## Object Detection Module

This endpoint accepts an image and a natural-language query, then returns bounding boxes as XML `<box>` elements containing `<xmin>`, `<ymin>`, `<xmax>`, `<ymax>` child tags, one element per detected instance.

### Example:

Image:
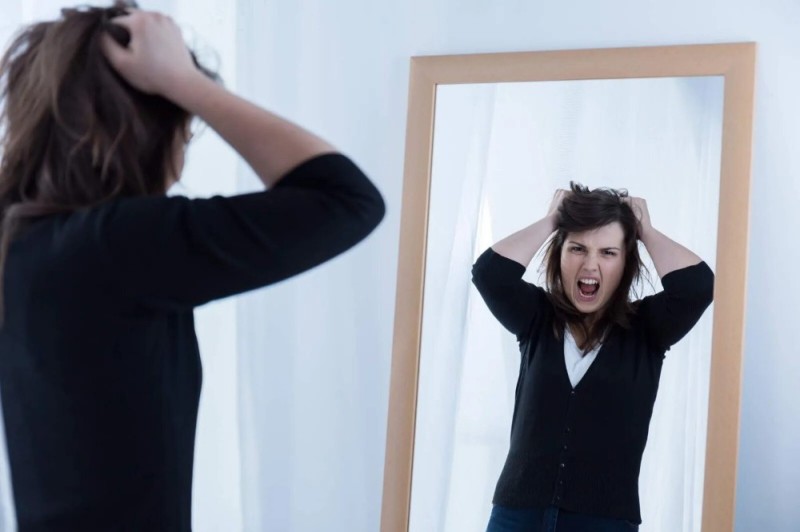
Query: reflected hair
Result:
<box><xmin>541</xmin><ymin>181</ymin><xmax>648</xmax><ymax>354</ymax></box>
<box><xmin>0</xmin><ymin>1</ymin><xmax>219</xmax><ymax>323</ymax></box>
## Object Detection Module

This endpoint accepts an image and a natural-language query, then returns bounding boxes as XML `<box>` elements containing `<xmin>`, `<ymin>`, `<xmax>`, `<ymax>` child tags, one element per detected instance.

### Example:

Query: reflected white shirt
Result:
<box><xmin>564</xmin><ymin>327</ymin><xmax>602</xmax><ymax>388</ymax></box>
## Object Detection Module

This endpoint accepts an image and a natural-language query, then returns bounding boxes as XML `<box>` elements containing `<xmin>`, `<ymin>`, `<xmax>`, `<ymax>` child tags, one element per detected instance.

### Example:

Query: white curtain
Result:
<box><xmin>408</xmin><ymin>84</ymin><xmax>499</xmax><ymax>531</ymax></box>
<box><xmin>411</xmin><ymin>77</ymin><xmax>723</xmax><ymax>532</ymax></box>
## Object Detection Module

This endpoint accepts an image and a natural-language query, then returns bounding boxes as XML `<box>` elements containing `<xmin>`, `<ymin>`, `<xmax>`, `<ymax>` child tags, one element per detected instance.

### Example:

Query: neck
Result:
<box><xmin>569</xmin><ymin>313</ymin><xmax>603</xmax><ymax>349</ymax></box>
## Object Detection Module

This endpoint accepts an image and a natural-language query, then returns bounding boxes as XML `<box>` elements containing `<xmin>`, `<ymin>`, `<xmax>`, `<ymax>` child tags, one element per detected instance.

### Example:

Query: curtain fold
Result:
<box><xmin>409</xmin><ymin>83</ymin><xmax>498</xmax><ymax>531</ymax></box>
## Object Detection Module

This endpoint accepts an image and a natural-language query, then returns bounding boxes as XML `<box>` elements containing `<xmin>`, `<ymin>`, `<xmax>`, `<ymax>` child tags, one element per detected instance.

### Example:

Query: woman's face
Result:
<box><xmin>560</xmin><ymin>222</ymin><xmax>627</xmax><ymax>315</ymax></box>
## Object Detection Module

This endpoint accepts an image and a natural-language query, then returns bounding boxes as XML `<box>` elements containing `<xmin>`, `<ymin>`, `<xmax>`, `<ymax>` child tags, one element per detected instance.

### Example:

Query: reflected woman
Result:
<box><xmin>472</xmin><ymin>183</ymin><xmax>714</xmax><ymax>532</ymax></box>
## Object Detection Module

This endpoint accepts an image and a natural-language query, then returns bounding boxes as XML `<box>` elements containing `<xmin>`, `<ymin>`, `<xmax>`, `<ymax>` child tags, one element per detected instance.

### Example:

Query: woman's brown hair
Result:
<box><xmin>0</xmin><ymin>1</ymin><xmax>217</xmax><ymax>322</ymax></box>
<box><xmin>542</xmin><ymin>182</ymin><xmax>648</xmax><ymax>354</ymax></box>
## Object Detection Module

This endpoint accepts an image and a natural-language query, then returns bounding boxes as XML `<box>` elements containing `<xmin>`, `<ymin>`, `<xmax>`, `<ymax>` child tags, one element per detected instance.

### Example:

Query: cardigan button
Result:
<box><xmin>560</xmin><ymin>463</ymin><xmax>565</xmax><ymax>468</ymax></box>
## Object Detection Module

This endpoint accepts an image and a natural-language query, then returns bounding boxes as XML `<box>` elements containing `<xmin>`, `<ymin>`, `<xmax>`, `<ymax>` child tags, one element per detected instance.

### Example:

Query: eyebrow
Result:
<box><xmin>567</xmin><ymin>241</ymin><xmax>621</xmax><ymax>251</ymax></box>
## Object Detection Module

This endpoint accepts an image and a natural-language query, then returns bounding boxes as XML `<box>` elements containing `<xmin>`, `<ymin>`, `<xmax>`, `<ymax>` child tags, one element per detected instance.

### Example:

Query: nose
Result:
<box><xmin>582</xmin><ymin>254</ymin><xmax>599</xmax><ymax>272</ymax></box>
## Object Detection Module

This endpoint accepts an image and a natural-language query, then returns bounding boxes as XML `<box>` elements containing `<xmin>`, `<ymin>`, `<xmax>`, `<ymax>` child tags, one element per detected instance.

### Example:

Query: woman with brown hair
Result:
<box><xmin>473</xmin><ymin>183</ymin><xmax>714</xmax><ymax>531</ymax></box>
<box><xmin>0</xmin><ymin>2</ymin><xmax>384</xmax><ymax>530</ymax></box>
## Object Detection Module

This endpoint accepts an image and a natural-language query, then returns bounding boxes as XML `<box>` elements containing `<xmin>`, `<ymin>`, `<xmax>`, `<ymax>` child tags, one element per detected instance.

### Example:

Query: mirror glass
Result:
<box><xmin>409</xmin><ymin>76</ymin><xmax>724</xmax><ymax>532</ymax></box>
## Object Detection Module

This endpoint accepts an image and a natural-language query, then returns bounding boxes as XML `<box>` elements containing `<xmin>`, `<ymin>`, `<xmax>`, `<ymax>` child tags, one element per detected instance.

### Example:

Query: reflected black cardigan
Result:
<box><xmin>471</xmin><ymin>248</ymin><xmax>714</xmax><ymax>524</ymax></box>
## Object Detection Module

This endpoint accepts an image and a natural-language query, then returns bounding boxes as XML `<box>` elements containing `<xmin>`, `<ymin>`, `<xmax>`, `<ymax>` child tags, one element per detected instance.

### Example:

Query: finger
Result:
<box><xmin>104</xmin><ymin>10</ymin><xmax>150</xmax><ymax>45</ymax></box>
<box><xmin>104</xmin><ymin>21</ymin><xmax>132</xmax><ymax>48</ymax></box>
<box><xmin>100</xmin><ymin>32</ymin><xmax>130</xmax><ymax>69</ymax></box>
<box><xmin>101</xmin><ymin>7</ymin><xmax>138</xmax><ymax>48</ymax></box>
<box><xmin>106</xmin><ymin>11</ymin><xmax>137</xmax><ymax>30</ymax></box>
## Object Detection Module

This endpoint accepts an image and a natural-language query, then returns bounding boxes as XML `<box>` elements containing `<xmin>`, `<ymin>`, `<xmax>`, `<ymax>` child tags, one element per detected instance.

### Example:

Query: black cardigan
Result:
<box><xmin>0</xmin><ymin>154</ymin><xmax>384</xmax><ymax>531</ymax></box>
<box><xmin>471</xmin><ymin>247</ymin><xmax>714</xmax><ymax>524</ymax></box>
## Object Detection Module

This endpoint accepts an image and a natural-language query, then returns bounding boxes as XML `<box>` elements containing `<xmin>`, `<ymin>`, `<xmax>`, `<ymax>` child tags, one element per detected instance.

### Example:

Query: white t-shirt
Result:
<box><xmin>564</xmin><ymin>327</ymin><xmax>602</xmax><ymax>388</ymax></box>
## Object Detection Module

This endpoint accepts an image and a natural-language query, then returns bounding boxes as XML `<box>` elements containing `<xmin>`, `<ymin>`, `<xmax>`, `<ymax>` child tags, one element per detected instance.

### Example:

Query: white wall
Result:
<box><xmin>239</xmin><ymin>0</ymin><xmax>799</xmax><ymax>530</ymax></box>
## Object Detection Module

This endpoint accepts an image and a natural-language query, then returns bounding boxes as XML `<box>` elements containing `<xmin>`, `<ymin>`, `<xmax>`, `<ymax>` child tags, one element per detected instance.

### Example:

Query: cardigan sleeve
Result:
<box><xmin>91</xmin><ymin>153</ymin><xmax>385</xmax><ymax>310</ymax></box>
<box><xmin>636</xmin><ymin>261</ymin><xmax>715</xmax><ymax>352</ymax></box>
<box><xmin>471</xmin><ymin>247</ymin><xmax>549</xmax><ymax>341</ymax></box>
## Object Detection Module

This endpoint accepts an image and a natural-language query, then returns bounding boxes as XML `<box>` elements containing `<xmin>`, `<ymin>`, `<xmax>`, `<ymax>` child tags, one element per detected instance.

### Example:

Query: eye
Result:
<box><xmin>603</xmin><ymin>250</ymin><xmax>618</xmax><ymax>256</ymax></box>
<box><xmin>569</xmin><ymin>246</ymin><xmax>584</xmax><ymax>253</ymax></box>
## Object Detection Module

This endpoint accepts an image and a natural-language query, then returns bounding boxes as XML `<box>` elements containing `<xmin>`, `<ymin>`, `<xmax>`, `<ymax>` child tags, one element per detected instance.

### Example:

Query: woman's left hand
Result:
<box><xmin>623</xmin><ymin>196</ymin><xmax>652</xmax><ymax>238</ymax></box>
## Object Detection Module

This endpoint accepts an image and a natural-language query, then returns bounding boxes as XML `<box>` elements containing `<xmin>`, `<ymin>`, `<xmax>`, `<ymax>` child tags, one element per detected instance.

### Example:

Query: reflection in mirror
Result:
<box><xmin>410</xmin><ymin>77</ymin><xmax>723</xmax><ymax>532</ymax></box>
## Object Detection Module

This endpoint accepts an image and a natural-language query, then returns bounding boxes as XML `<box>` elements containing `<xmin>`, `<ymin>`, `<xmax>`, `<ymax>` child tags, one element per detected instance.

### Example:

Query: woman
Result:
<box><xmin>0</xmin><ymin>3</ymin><xmax>384</xmax><ymax>530</ymax></box>
<box><xmin>472</xmin><ymin>183</ymin><xmax>714</xmax><ymax>532</ymax></box>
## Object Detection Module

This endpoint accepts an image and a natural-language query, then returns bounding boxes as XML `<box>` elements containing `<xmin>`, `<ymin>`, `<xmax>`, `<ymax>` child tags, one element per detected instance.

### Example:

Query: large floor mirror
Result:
<box><xmin>382</xmin><ymin>44</ymin><xmax>755</xmax><ymax>532</ymax></box>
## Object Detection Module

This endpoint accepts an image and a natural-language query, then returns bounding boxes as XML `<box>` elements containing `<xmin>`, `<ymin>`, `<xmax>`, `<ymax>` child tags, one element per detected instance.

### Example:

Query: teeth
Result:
<box><xmin>579</xmin><ymin>279</ymin><xmax>598</xmax><ymax>285</ymax></box>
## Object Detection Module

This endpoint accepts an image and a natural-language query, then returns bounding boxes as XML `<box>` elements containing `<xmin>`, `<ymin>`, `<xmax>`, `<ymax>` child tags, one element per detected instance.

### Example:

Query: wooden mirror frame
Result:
<box><xmin>381</xmin><ymin>43</ymin><xmax>756</xmax><ymax>532</ymax></box>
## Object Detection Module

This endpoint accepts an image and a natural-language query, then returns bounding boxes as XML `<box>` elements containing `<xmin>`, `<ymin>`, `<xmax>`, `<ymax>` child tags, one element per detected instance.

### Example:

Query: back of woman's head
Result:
<box><xmin>0</xmin><ymin>1</ymin><xmax>217</xmax><ymax>321</ymax></box>
<box><xmin>0</xmin><ymin>1</ymin><xmax>216</xmax><ymax>220</ymax></box>
<box><xmin>543</xmin><ymin>182</ymin><xmax>647</xmax><ymax>347</ymax></box>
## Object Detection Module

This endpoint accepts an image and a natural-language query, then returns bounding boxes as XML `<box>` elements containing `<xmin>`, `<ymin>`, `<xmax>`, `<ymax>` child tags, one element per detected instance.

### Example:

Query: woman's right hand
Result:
<box><xmin>100</xmin><ymin>9</ymin><xmax>199</xmax><ymax>98</ymax></box>
<box><xmin>546</xmin><ymin>188</ymin><xmax>568</xmax><ymax>222</ymax></box>
<box><xmin>489</xmin><ymin>189</ymin><xmax>566</xmax><ymax>267</ymax></box>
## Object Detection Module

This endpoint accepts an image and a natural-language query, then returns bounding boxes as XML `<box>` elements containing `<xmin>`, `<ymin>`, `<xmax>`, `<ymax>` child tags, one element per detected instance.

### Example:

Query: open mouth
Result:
<box><xmin>577</xmin><ymin>278</ymin><xmax>600</xmax><ymax>302</ymax></box>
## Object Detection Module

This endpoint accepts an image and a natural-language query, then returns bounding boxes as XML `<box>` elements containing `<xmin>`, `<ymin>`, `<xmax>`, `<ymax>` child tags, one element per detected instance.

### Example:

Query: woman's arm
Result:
<box><xmin>625</xmin><ymin>197</ymin><xmax>704</xmax><ymax>278</ymax></box>
<box><xmin>101</xmin><ymin>9</ymin><xmax>333</xmax><ymax>188</ymax></box>
<box><xmin>491</xmin><ymin>189</ymin><xmax>565</xmax><ymax>267</ymax></box>
<box><xmin>97</xmin><ymin>10</ymin><xmax>385</xmax><ymax>310</ymax></box>
<box><xmin>167</xmin><ymin>75</ymin><xmax>333</xmax><ymax>188</ymax></box>
<box><xmin>626</xmin><ymin>197</ymin><xmax>714</xmax><ymax>352</ymax></box>
<box><xmin>474</xmin><ymin>190</ymin><xmax>566</xmax><ymax>339</ymax></box>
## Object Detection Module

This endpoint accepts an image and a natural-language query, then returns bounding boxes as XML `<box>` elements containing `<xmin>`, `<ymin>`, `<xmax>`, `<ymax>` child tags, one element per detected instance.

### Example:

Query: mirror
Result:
<box><xmin>383</xmin><ymin>44</ymin><xmax>755</xmax><ymax>532</ymax></box>
<box><xmin>414</xmin><ymin>76</ymin><xmax>722</xmax><ymax>532</ymax></box>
